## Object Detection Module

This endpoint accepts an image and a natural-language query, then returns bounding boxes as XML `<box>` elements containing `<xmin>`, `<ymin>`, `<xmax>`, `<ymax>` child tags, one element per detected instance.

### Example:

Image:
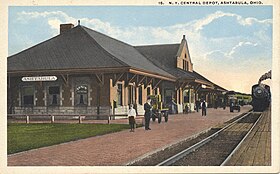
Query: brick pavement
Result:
<box><xmin>8</xmin><ymin>106</ymin><xmax>252</xmax><ymax>166</ymax></box>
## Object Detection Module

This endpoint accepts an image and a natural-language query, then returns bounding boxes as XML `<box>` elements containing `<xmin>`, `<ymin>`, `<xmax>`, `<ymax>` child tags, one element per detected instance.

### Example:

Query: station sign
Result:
<box><xmin>76</xmin><ymin>85</ymin><xmax>88</xmax><ymax>94</ymax></box>
<box><xmin>22</xmin><ymin>76</ymin><xmax>57</xmax><ymax>82</ymax></box>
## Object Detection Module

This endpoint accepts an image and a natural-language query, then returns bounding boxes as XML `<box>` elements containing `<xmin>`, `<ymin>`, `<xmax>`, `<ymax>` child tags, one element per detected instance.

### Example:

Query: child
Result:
<box><xmin>127</xmin><ymin>104</ymin><xmax>136</xmax><ymax>132</ymax></box>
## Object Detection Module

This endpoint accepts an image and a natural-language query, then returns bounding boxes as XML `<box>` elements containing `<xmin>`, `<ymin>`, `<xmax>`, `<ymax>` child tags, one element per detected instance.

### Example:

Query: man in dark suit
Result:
<box><xmin>201</xmin><ymin>100</ymin><xmax>207</xmax><ymax>116</ymax></box>
<box><xmin>195</xmin><ymin>100</ymin><xmax>200</xmax><ymax>112</ymax></box>
<box><xmin>144</xmin><ymin>98</ymin><xmax>152</xmax><ymax>130</ymax></box>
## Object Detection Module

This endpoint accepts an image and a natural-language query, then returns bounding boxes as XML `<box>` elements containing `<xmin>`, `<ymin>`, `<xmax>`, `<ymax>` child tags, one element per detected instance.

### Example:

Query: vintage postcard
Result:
<box><xmin>1</xmin><ymin>0</ymin><xmax>279</xmax><ymax>173</ymax></box>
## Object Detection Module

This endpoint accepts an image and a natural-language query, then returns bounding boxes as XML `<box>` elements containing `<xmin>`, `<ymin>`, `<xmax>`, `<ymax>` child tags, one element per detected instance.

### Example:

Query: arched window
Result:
<box><xmin>75</xmin><ymin>85</ymin><xmax>88</xmax><ymax>106</ymax></box>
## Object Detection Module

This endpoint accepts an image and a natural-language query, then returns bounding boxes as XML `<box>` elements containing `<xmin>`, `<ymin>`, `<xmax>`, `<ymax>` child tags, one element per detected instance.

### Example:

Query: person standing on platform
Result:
<box><xmin>195</xmin><ymin>100</ymin><xmax>200</xmax><ymax>112</ymax></box>
<box><xmin>184</xmin><ymin>103</ymin><xmax>189</xmax><ymax>114</ymax></box>
<box><xmin>171</xmin><ymin>98</ymin><xmax>178</xmax><ymax>114</ymax></box>
<box><xmin>127</xmin><ymin>104</ymin><xmax>137</xmax><ymax>132</ymax></box>
<box><xmin>144</xmin><ymin>98</ymin><xmax>152</xmax><ymax>130</ymax></box>
<box><xmin>201</xmin><ymin>100</ymin><xmax>207</xmax><ymax>116</ymax></box>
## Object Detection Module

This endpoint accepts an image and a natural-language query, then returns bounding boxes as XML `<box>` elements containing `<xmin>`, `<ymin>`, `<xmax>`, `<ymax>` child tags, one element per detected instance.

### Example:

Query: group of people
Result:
<box><xmin>127</xmin><ymin>98</ymin><xmax>152</xmax><ymax>132</ymax></box>
<box><xmin>195</xmin><ymin>100</ymin><xmax>207</xmax><ymax>116</ymax></box>
<box><xmin>128</xmin><ymin>98</ymin><xmax>208</xmax><ymax>132</ymax></box>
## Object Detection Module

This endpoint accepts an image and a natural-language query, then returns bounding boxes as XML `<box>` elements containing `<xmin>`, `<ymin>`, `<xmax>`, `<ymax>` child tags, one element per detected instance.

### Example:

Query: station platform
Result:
<box><xmin>8</xmin><ymin>106</ymin><xmax>252</xmax><ymax>166</ymax></box>
<box><xmin>225</xmin><ymin>108</ymin><xmax>271</xmax><ymax>166</ymax></box>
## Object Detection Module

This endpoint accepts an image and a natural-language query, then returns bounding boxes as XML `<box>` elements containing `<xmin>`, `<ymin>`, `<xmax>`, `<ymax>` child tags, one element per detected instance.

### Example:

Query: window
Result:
<box><xmin>183</xmin><ymin>90</ymin><xmax>189</xmax><ymax>103</ymax></box>
<box><xmin>117</xmin><ymin>84</ymin><xmax>123</xmax><ymax>106</ymax></box>
<box><xmin>138</xmin><ymin>87</ymin><xmax>143</xmax><ymax>105</ymax></box>
<box><xmin>75</xmin><ymin>85</ymin><xmax>88</xmax><ymax>106</ymax></box>
<box><xmin>22</xmin><ymin>86</ymin><xmax>34</xmax><ymax>106</ymax></box>
<box><xmin>147</xmin><ymin>87</ymin><xmax>151</xmax><ymax>96</ymax></box>
<box><xmin>164</xmin><ymin>89</ymin><xmax>173</xmax><ymax>104</ymax></box>
<box><xmin>128</xmin><ymin>85</ymin><xmax>135</xmax><ymax>104</ymax></box>
<box><xmin>182</xmin><ymin>60</ymin><xmax>189</xmax><ymax>71</ymax></box>
<box><xmin>48</xmin><ymin>86</ymin><xmax>60</xmax><ymax>106</ymax></box>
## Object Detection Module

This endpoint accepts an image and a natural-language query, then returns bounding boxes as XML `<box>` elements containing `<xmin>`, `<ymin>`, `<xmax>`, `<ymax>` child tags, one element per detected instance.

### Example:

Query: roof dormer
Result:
<box><xmin>176</xmin><ymin>35</ymin><xmax>193</xmax><ymax>72</ymax></box>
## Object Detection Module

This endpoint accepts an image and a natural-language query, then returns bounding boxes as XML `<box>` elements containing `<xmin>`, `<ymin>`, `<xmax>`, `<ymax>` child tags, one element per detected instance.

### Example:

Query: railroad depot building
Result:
<box><xmin>7</xmin><ymin>23</ymin><xmax>226</xmax><ymax>115</ymax></box>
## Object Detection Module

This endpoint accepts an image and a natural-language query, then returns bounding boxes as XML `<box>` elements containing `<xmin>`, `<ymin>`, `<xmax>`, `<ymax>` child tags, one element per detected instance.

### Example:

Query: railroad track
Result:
<box><xmin>156</xmin><ymin>111</ymin><xmax>262</xmax><ymax>166</ymax></box>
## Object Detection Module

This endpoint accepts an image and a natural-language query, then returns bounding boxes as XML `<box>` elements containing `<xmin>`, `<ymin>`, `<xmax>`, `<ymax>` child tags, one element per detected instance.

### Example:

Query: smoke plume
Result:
<box><xmin>258</xmin><ymin>70</ymin><xmax>271</xmax><ymax>84</ymax></box>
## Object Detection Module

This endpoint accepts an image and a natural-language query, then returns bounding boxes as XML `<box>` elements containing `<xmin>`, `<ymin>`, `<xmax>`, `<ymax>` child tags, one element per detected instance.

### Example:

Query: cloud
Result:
<box><xmin>191</xmin><ymin>11</ymin><xmax>272</xmax><ymax>32</ymax></box>
<box><xmin>205</xmin><ymin>50</ymin><xmax>229</xmax><ymax>59</ymax></box>
<box><xmin>192</xmin><ymin>11</ymin><xmax>234</xmax><ymax>31</ymax></box>
<box><xmin>17</xmin><ymin>11</ymin><xmax>70</xmax><ymax>22</ymax></box>
<box><xmin>203</xmin><ymin>40</ymin><xmax>271</xmax><ymax>68</ymax></box>
<box><xmin>237</xmin><ymin>16</ymin><xmax>272</xmax><ymax>26</ymax></box>
<box><xmin>228</xmin><ymin>41</ymin><xmax>258</xmax><ymax>56</ymax></box>
<box><xmin>15</xmin><ymin>10</ymin><xmax>272</xmax><ymax>48</ymax></box>
<box><xmin>48</xmin><ymin>18</ymin><xmax>62</xmax><ymax>36</ymax></box>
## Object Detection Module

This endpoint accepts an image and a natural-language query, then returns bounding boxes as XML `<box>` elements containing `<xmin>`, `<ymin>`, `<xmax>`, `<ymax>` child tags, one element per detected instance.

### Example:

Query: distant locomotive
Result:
<box><xmin>251</xmin><ymin>84</ymin><xmax>271</xmax><ymax>112</ymax></box>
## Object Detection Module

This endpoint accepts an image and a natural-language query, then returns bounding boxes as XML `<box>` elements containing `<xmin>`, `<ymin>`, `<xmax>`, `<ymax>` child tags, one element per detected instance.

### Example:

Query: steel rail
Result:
<box><xmin>156</xmin><ymin>111</ymin><xmax>252</xmax><ymax>166</ymax></box>
<box><xmin>220</xmin><ymin>112</ymin><xmax>262</xmax><ymax>166</ymax></box>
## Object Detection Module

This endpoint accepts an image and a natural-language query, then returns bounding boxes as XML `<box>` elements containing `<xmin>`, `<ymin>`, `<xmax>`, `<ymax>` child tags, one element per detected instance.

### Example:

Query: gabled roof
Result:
<box><xmin>176</xmin><ymin>36</ymin><xmax>192</xmax><ymax>63</ymax></box>
<box><xmin>134</xmin><ymin>44</ymin><xmax>180</xmax><ymax>71</ymax></box>
<box><xmin>135</xmin><ymin>44</ymin><xmax>211</xmax><ymax>84</ymax></box>
<box><xmin>135</xmin><ymin>44</ymin><xmax>195</xmax><ymax>80</ymax></box>
<box><xmin>8</xmin><ymin>25</ymin><xmax>174</xmax><ymax>79</ymax></box>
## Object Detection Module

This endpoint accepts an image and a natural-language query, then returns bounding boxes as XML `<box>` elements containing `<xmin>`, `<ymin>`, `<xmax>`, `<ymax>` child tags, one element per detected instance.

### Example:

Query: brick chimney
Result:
<box><xmin>60</xmin><ymin>23</ymin><xmax>74</xmax><ymax>34</ymax></box>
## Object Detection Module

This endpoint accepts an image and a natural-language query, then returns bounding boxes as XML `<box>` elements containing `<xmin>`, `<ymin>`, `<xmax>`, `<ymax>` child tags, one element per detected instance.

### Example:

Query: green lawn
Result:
<box><xmin>8</xmin><ymin>123</ymin><xmax>130</xmax><ymax>154</ymax></box>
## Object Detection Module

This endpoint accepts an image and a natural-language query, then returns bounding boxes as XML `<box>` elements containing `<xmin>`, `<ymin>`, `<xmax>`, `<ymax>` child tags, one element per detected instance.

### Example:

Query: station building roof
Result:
<box><xmin>8</xmin><ymin>25</ymin><xmax>175</xmax><ymax>80</ymax></box>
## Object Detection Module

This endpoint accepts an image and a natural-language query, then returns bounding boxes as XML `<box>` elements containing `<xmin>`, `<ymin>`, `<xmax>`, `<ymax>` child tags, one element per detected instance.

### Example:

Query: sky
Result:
<box><xmin>8</xmin><ymin>6</ymin><xmax>272</xmax><ymax>94</ymax></box>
